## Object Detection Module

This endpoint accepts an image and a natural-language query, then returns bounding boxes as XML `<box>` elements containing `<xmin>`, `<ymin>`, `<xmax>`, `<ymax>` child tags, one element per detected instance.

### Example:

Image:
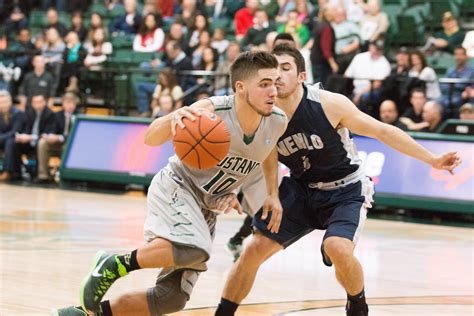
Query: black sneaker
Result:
<box><xmin>320</xmin><ymin>243</ymin><xmax>333</xmax><ymax>267</ymax></box>
<box><xmin>346</xmin><ymin>300</ymin><xmax>369</xmax><ymax>316</ymax></box>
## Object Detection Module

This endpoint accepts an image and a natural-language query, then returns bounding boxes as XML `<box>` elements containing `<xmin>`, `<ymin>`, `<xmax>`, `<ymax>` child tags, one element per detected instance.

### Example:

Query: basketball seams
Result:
<box><xmin>174</xmin><ymin>113</ymin><xmax>230</xmax><ymax>169</ymax></box>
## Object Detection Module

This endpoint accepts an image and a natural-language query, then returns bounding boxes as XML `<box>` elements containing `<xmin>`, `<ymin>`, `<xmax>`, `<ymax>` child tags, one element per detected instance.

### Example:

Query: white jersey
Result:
<box><xmin>168</xmin><ymin>95</ymin><xmax>287</xmax><ymax>211</ymax></box>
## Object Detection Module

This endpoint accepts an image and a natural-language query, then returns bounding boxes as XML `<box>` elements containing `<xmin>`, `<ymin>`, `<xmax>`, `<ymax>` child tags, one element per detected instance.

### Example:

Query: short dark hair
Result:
<box><xmin>411</xmin><ymin>87</ymin><xmax>426</xmax><ymax>97</ymax></box>
<box><xmin>230</xmin><ymin>50</ymin><xmax>278</xmax><ymax>92</ymax></box>
<box><xmin>454</xmin><ymin>46</ymin><xmax>467</xmax><ymax>54</ymax></box>
<box><xmin>273</xmin><ymin>32</ymin><xmax>295</xmax><ymax>44</ymax></box>
<box><xmin>271</xmin><ymin>44</ymin><xmax>306</xmax><ymax>74</ymax></box>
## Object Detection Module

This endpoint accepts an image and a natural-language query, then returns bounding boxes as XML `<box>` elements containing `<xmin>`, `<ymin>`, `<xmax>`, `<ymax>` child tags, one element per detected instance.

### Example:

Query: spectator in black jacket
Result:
<box><xmin>0</xmin><ymin>90</ymin><xmax>26</xmax><ymax>181</ymax></box>
<box><xmin>163</xmin><ymin>40</ymin><xmax>196</xmax><ymax>91</ymax></box>
<box><xmin>1</xmin><ymin>94</ymin><xmax>56</xmax><ymax>181</ymax></box>
<box><xmin>46</xmin><ymin>8</ymin><xmax>68</xmax><ymax>38</ymax></box>
<box><xmin>37</xmin><ymin>92</ymin><xmax>78</xmax><ymax>182</ymax></box>
<box><xmin>109</xmin><ymin>0</ymin><xmax>142</xmax><ymax>36</ymax></box>
<box><xmin>379</xmin><ymin>100</ymin><xmax>408</xmax><ymax>130</ymax></box>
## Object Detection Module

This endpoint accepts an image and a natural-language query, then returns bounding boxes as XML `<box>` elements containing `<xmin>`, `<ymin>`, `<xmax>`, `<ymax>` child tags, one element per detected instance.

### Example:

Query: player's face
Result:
<box><xmin>275</xmin><ymin>54</ymin><xmax>305</xmax><ymax>98</ymax></box>
<box><xmin>241</xmin><ymin>68</ymin><xmax>279</xmax><ymax>117</ymax></box>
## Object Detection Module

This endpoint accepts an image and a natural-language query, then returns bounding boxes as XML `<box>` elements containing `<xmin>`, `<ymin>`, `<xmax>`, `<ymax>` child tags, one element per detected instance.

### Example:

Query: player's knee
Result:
<box><xmin>148</xmin><ymin>270</ymin><xmax>197</xmax><ymax>315</ymax></box>
<box><xmin>323</xmin><ymin>237</ymin><xmax>354</xmax><ymax>264</ymax></box>
<box><xmin>172</xmin><ymin>244</ymin><xmax>209</xmax><ymax>267</ymax></box>
<box><xmin>241</xmin><ymin>234</ymin><xmax>277</xmax><ymax>266</ymax></box>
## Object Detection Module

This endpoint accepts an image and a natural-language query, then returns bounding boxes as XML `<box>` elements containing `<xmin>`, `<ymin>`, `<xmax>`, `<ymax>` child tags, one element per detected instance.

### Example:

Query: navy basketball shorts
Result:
<box><xmin>253</xmin><ymin>176</ymin><xmax>374</xmax><ymax>248</ymax></box>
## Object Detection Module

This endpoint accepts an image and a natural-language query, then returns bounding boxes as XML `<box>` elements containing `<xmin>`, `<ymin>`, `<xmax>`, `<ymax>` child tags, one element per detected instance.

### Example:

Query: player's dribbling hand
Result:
<box><xmin>215</xmin><ymin>193</ymin><xmax>243</xmax><ymax>215</ymax></box>
<box><xmin>170</xmin><ymin>107</ymin><xmax>202</xmax><ymax>136</ymax></box>
<box><xmin>262</xmin><ymin>195</ymin><xmax>283</xmax><ymax>234</ymax></box>
<box><xmin>431</xmin><ymin>151</ymin><xmax>462</xmax><ymax>175</ymax></box>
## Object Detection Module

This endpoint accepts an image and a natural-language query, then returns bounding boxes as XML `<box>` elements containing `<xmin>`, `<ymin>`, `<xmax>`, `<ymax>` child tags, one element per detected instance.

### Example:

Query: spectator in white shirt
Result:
<box><xmin>408</xmin><ymin>51</ymin><xmax>441</xmax><ymax>100</ymax></box>
<box><xmin>345</xmin><ymin>39</ymin><xmax>391</xmax><ymax>115</ymax></box>
<box><xmin>133</xmin><ymin>13</ymin><xmax>165</xmax><ymax>53</ymax></box>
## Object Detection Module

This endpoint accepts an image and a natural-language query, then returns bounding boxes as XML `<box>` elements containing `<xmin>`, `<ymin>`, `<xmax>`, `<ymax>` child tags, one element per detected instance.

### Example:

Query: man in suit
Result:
<box><xmin>1</xmin><ymin>94</ymin><xmax>56</xmax><ymax>181</ymax></box>
<box><xmin>37</xmin><ymin>92</ymin><xmax>78</xmax><ymax>182</ymax></box>
<box><xmin>0</xmin><ymin>90</ymin><xmax>26</xmax><ymax>181</ymax></box>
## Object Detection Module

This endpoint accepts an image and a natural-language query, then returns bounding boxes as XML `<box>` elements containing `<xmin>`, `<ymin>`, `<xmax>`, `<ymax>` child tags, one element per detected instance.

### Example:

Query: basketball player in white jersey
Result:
<box><xmin>54</xmin><ymin>50</ymin><xmax>288</xmax><ymax>316</ymax></box>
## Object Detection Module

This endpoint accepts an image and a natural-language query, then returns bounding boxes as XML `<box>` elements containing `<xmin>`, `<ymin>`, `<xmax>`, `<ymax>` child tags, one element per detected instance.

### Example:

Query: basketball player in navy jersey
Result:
<box><xmin>215</xmin><ymin>45</ymin><xmax>461</xmax><ymax>316</ymax></box>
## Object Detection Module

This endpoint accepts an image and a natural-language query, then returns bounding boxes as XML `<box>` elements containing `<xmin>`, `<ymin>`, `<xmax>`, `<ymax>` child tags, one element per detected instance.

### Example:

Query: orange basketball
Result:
<box><xmin>173</xmin><ymin>110</ymin><xmax>231</xmax><ymax>169</ymax></box>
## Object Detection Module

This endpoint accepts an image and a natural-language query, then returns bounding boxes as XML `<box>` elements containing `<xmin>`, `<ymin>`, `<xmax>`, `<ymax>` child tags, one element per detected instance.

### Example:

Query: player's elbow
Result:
<box><xmin>376</xmin><ymin>123</ymin><xmax>399</xmax><ymax>142</ymax></box>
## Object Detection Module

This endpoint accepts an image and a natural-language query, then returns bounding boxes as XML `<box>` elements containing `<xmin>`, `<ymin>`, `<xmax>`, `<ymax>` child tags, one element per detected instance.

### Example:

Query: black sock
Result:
<box><xmin>347</xmin><ymin>288</ymin><xmax>366</xmax><ymax>303</ymax></box>
<box><xmin>117</xmin><ymin>249</ymin><xmax>140</xmax><ymax>273</ymax></box>
<box><xmin>215</xmin><ymin>297</ymin><xmax>239</xmax><ymax>316</ymax></box>
<box><xmin>98</xmin><ymin>300</ymin><xmax>113</xmax><ymax>316</ymax></box>
<box><xmin>229</xmin><ymin>215</ymin><xmax>253</xmax><ymax>244</ymax></box>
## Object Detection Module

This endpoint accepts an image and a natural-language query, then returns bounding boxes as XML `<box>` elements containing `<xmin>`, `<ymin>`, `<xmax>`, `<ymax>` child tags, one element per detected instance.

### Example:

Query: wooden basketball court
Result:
<box><xmin>1</xmin><ymin>183</ymin><xmax>472</xmax><ymax>315</ymax></box>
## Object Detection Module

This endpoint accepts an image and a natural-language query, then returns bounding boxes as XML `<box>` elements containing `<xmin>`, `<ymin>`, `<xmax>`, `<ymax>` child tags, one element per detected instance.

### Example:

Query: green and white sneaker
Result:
<box><xmin>53</xmin><ymin>306</ymin><xmax>88</xmax><ymax>316</ymax></box>
<box><xmin>80</xmin><ymin>251</ymin><xmax>128</xmax><ymax>312</ymax></box>
<box><xmin>226</xmin><ymin>240</ymin><xmax>243</xmax><ymax>262</ymax></box>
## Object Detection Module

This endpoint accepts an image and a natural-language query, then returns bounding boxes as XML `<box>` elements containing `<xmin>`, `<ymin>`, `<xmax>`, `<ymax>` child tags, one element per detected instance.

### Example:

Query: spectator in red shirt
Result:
<box><xmin>234</xmin><ymin>0</ymin><xmax>259</xmax><ymax>41</ymax></box>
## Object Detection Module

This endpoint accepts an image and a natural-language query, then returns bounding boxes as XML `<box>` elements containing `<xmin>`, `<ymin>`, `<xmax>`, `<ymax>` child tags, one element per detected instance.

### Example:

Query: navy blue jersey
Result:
<box><xmin>277</xmin><ymin>84</ymin><xmax>361</xmax><ymax>182</ymax></box>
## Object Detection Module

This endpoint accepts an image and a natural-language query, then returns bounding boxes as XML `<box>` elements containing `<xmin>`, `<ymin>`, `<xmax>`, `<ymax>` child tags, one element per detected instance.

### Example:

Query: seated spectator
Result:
<box><xmin>421</xmin><ymin>12</ymin><xmax>465</xmax><ymax>55</ymax></box>
<box><xmin>18</xmin><ymin>55</ymin><xmax>55</xmax><ymax>110</ymax></box>
<box><xmin>0</xmin><ymin>90</ymin><xmax>26</xmax><ymax>181</ymax></box>
<box><xmin>234</xmin><ymin>0</ymin><xmax>258</xmax><ymax>41</ymax></box>
<box><xmin>2</xmin><ymin>0</ymin><xmax>30</xmax><ymax>36</ymax></box>
<box><xmin>215</xmin><ymin>42</ymin><xmax>240</xmax><ymax>95</ymax></box>
<box><xmin>344</xmin><ymin>39</ymin><xmax>391</xmax><ymax>116</ymax></box>
<box><xmin>191</xmin><ymin>30</ymin><xmax>212</xmax><ymax>69</ymax></box>
<box><xmin>383</xmin><ymin>47</ymin><xmax>416</xmax><ymax>112</ymax></box>
<box><xmin>109</xmin><ymin>0</ymin><xmax>142</xmax><ymax>36</ymax></box>
<box><xmin>379</xmin><ymin>100</ymin><xmax>407</xmax><ymax>130</ymax></box>
<box><xmin>37</xmin><ymin>92</ymin><xmax>78</xmax><ymax>182</ymax></box>
<box><xmin>400</xmin><ymin>88</ymin><xmax>429</xmax><ymax>131</ymax></box>
<box><xmin>332</xmin><ymin>6</ymin><xmax>360</xmax><ymax>74</ymax></box>
<box><xmin>211</xmin><ymin>28</ymin><xmax>230</xmax><ymax>55</ymax></box>
<box><xmin>86</xmin><ymin>12</ymin><xmax>107</xmax><ymax>42</ymax></box>
<box><xmin>135</xmin><ymin>67</ymin><xmax>184</xmax><ymax>116</ymax></box>
<box><xmin>420</xmin><ymin>101</ymin><xmax>444</xmax><ymax>133</ymax></box>
<box><xmin>133</xmin><ymin>13</ymin><xmax>165</xmax><ymax>53</ymax></box>
<box><xmin>241</xmin><ymin>9</ymin><xmax>275</xmax><ymax>50</ymax></box>
<box><xmin>279</xmin><ymin>10</ymin><xmax>311</xmax><ymax>48</ymax></box>
<box><xmin>408</xmin><ymin>50</ymin><xmax>441</xmax><ymax>100</ymax></box>
<box><xmin>46</xmin><ymin>8</ymin><xmax>68</xmax><ymax>38</ymax></box>
<box><xmin>166</xmin><ymin>22</ymin><xmax>188</xmax><ymax>51</ymax></box>
<box><xmin>439</xmin><ymin>47</ymin><xmax>474</xmax><ymax>116</ymax></box>
<box><xmin>84</xmin><ymin>28</ymin><xmax>113</xmax><ymax>68</ymax></box>
<box><xmin>1</xmin><ymin>94</ymin><xmax>56</xmax><ymax>182</ymax></box>
<box><xmin>462</xmin><ymin>30</ymin><xmax>474</xmax><ymax>58</ymax></box>
<box><xmin>163</xmin><ymin>40</ymin><xmax>195</xmax><ymax>90</ymax></box>
<box><xmin>150</xmin><ymin>68</ymin><xmax>184</xmax><ymax>117</ymax></box>
<box><xmin>10</xmin><ymin>28</ymin><xmax>36</xmax><ymax>74</ymax></box>
<box><xmin>153</xmin><ymin>95</ymin><xmax>175</xmax><ymax>118</ymax></box>
<box><xmin>42</xmin><ymin>27</ymin><xmax>66</xmax><ymax>96</ymax></box>
<box><xmin>459</xmin><ymin>103</ymin><xmax>474</xmax><ymax>121</ymax></box>
<box><xmin>359</xmin><ymin>0</ymin><xmax>389</xmax><ymax>48</ymax></box>
<box><xmin>391</xmin><ymin>47</ymin><xmax>410</xmax><ymax>77</ymax></box>
<box><xmin>59</xmin><ymin>31</ymin><xmax>86</xmax><ymax>94</ymax></box>
<box><xmin>188</xmin><ymin>13</ymin><xmax>210</xmax><ymax>50</ymax></box>
<box><xmin>197</xmin><ymin>47</ymin><xmax>219</xmax><ymax>84</ymax></box>
<box><xmin>70</xmin><ymin>11</ymin><xmax>88</xmax><ymax>43</ymax></box>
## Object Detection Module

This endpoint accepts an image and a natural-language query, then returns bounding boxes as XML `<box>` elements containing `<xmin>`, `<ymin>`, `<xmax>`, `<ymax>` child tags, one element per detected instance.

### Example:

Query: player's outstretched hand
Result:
<box><xmin>261</xmin><ymin>195</ymin><xmax>283</xmax><ymax>234</ymax></box>
<box><xmin>170</xmin><ymin>107</ymin><xmax>203</xmax><ymax>136</ymax></box>
<box><xmin>216</xmin><ymin>193</ymin><xmax>243</xmax><ymax>215</ymax></box>
<box><xmin>431</xmin><ymin>151</ymin><xmax>462</xmax><ymax>175</ymax></box>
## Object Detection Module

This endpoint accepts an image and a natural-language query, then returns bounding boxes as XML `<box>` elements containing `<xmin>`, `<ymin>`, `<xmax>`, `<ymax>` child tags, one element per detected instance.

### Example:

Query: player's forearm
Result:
<box><xmin>378</xmin><ymin>124</ymin><xmax>435</xmax><ymax>165</ymax></box>
<box><xmin>262</xmin><ymin>147</ymin><xmax>280</xmax><ymax>196</ymax></box>
<box><xmin>144</xmin><ymin>113</ymin><xmax>173</xmax><ymax>146</ymax></box>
